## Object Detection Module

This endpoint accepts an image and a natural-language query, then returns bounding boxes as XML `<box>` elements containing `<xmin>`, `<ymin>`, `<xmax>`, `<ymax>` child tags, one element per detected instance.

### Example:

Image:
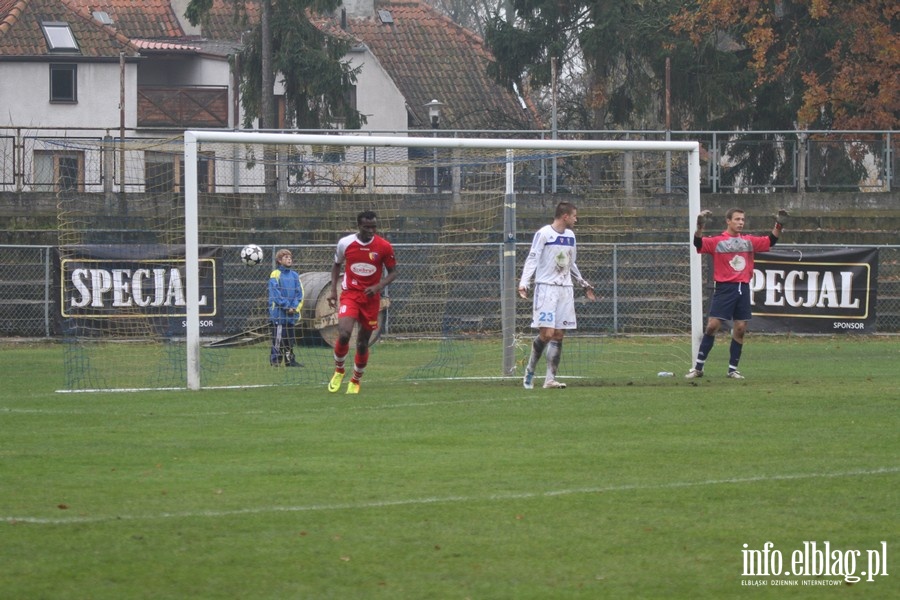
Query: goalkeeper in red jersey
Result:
<box><xmin>686</xmin><ymin>207</ymin><xmax>788</xmax><ymax>380</ymax></box>
<box><xmin>326</xmin><ymin>211</ymin><xmax>398</xmax><ymax>394</ymax></box>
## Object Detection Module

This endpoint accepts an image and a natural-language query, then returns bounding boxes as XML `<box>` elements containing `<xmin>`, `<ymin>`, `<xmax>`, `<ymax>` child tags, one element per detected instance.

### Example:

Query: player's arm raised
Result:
<box><xmin>773</xmin><ymin>209</ymin><xmax>789</xmax><ymax>237</ymax></box>
<box><xmin>695</xmin><ymin>209</ymin><xmax>712</xmax><ymax>237</ymax></box>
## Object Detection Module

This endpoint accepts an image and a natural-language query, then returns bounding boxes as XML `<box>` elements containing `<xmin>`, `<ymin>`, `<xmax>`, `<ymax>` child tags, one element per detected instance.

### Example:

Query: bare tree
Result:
<box><xmin>425</xmin><ymin>0</ymin><xmax>501</xmax><ymax>38</ymax></box>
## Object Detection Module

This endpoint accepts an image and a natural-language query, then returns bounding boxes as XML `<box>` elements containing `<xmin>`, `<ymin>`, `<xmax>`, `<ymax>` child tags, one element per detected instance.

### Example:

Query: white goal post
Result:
<box><xmin>184</xmin><ymin>131</ymin><xmax>703</xmax><ymax>390</ymax></box>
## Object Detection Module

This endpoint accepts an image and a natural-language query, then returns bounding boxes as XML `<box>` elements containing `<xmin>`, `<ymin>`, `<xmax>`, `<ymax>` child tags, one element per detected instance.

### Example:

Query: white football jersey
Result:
<box><xmin>519</xmin><ymin>224</ymin><xmax>586</xmax><ymax>288</ymax></box>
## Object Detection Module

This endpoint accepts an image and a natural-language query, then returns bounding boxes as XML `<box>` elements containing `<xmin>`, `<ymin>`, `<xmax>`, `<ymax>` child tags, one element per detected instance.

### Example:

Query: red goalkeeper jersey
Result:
<box><xmin>334</xmin><ymin>233</ymin><xmax>396</xmax><ymax>292</ymax></box>
<box><xmin>697</xmin><ymin>231</ymin><xmax>772</xmax><ymax>284</ymax></box>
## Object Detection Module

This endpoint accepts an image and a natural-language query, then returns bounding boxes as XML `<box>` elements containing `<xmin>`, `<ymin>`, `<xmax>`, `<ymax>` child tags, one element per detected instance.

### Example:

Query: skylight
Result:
<box><xmin>41</xmin><ymin>22</ymin><xmax>79</xmax><ymax>52</ymax></box>
<box><xmin>92</xmin><ymin>11</ymin><xmax>113</xmax><ymax>26</ymax></box>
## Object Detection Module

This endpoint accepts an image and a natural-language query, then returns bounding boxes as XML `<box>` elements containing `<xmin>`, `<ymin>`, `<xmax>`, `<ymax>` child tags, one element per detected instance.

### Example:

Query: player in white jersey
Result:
<box><xmin>518</xmin><ymin>202</ymin><xmax>595</xmax><ymax>389</ymax></box>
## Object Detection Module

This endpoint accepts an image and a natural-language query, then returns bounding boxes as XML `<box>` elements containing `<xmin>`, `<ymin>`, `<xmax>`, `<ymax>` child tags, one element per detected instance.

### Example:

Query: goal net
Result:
<box><xmin>56</xmin><ymin>132</ymin><xmax>701</xmax><ymax>391</ymax></box>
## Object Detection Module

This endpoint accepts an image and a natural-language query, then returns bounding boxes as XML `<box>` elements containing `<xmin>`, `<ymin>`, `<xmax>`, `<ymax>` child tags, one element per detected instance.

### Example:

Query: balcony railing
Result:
<box><xmin>137</xmin><ymin>86</ymin><xmax>229</xmax><ymax>128</ymax></box>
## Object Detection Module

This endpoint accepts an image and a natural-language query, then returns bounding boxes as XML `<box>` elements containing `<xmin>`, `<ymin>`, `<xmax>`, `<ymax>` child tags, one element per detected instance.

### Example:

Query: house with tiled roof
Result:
<box><xmin>2</xmin><ymin>0</ymin><xmax>532</xmax><ymax>132</ymax></box>
<box><xmin>334</xmin><ymin>0</ymin><xmax>533</xmax><ymax>131</ymax></box>
<box><xmin>0</xmin><ymin>0</ymin><xmax>144</xmax><ymax>190</ymax></box>
<box><xmin>211</xmin><ymin>0</ymin><xmax>534</xmax><ymax>131</ymax></box>
<box><xmin>0</xmin><ymin>0</ymin><xmax>139</xmax><ymax>129</ymax></box>
<box><xmin>63</xmin><ymin>0</ymin><xmax>241</xmax><ymax>129</ymax></box>
<box><xmin>0</xmin><ymin>0</ymin><xmax>533</xmax><ymax>192</ymax></box>
<box><xmin>1</xmin><ymin>0</ymin><xmax>239</xmax><ymax>131</ymax></box>
<box><xmin>0</xmin><ymin>0</ymin><xmax>244</xmax><ymax>192</ymax></box>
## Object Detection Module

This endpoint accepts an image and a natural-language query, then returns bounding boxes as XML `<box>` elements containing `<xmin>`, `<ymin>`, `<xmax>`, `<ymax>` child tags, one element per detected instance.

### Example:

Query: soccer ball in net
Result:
<box><xmin>240</xmin><ymin>244</ymin><xmax>264</xmax><ymax>266</ymax></box>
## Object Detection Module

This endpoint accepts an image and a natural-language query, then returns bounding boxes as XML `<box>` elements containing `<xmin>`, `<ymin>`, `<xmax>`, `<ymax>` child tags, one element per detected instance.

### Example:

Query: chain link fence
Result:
<box><xmin>2</xmin><ymin>244</ymin><xmax>898</xmax><ymax>340</ymax></box>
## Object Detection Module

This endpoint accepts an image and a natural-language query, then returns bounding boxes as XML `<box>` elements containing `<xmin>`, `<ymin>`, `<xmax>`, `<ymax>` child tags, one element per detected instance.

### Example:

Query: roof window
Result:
<box><xmin>92</xmin><ymin>11</ymin><xmax>113</xmax><ymax>26</ymax></box>
<box><xmin>41</xmin><ymin>22</ymin><xmax>80</xmax><ymax>52</ymax></box>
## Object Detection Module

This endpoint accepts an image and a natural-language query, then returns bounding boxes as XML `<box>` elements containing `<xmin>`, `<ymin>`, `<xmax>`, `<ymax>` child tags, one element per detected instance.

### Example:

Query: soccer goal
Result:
<box><xmin>53</xmin><ymin>131</ymin><xmax>701</xmax><ymax>391</ymax></box>
<box><xmin>178</xmin><ymin>132</ymin><xmax>703</xmax><ymax>390</ymax></box>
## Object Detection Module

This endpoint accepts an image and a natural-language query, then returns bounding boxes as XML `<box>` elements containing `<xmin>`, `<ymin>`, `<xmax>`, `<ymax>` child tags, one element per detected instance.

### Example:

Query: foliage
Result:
<box><xmin>485</xmin><ymin>0</ymin><xmax>899</xmax><ymax>131</ymax></box>
<box><xmin>485</xmin><ymin>1</ymin><xmax>744</xmax><ymax>130</ymax></box>
<box><xmin>186</xmin><ymin>0</ymin><xmax>364</xmax><ymax>130</ymax></box>
<box><xmin>671</xmin><ymin>0</ymin><xmax>900</xmax><ymax>130</ymax></box>
<box><xmin>427</xmin><ymin>0</ymin><xmax>497</xmax><ymax>37</ymax></box>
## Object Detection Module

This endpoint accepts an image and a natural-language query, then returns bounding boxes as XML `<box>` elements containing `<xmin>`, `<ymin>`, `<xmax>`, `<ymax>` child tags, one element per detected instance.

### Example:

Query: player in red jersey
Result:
<box><xmin>326</xmin><ymin>211</ymin><xmax>398</xmax><ymax>394</ymax></box>
<box><xmin>686</xmin><ymin>207</ymin><xmax>788</xmax><ymax>380</ymax></box>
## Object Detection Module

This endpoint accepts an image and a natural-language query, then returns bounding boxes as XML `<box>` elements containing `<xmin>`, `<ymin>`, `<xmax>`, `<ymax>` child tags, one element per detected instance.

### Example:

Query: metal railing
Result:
<box><xmin>0</xmin><ymin>127</ymin><xmax>895</xmax><ymax>194</ymax></box>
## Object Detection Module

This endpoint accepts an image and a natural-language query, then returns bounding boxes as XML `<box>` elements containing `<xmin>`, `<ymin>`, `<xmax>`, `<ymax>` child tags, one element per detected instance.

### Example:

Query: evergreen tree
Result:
<box><xmin>185</xmin><ymin>0</ymin><xmax>364</xmax><ymax>131</ymax></box>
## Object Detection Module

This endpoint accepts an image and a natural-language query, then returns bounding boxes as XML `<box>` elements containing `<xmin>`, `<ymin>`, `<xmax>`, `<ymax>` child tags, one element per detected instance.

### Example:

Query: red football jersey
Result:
<box><xmin>698</xmin><ymin>231</ymin><xmax>771</xmax><ymax>283</ymax></box>
<box><xmin>334</xmin><ymin>233</ymin><xmax>396</xmax><ymax>292</ymax></box>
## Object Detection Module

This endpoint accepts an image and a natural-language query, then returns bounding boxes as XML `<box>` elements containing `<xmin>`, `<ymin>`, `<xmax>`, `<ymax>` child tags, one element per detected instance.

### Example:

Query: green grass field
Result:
<box><xmin>1</xmin><ymin>336</ymin><xmax>898</xmax><ymax>598</ymax></box>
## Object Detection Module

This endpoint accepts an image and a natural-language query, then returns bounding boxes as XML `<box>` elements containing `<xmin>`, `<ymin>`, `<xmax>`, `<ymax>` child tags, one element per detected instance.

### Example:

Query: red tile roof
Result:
<box><xmin>0</xmin><ymin>0</ymin><xmax>137</xmax><ymax>57</ymax></box>
<box><xmin>342</xmin><ymin>1</ymin><xmax>534</xmax><ymax>130</ymax></box>
<box><xmin>65</xmin><ymin>0</ymin><xmax>184</xmax><ymax>39</ymax></box>
<box><xmin>198</xmin><ymin>0</ymin><xmax>259</xmax><ymax>41</ymax></box>
<box><xmin>131</xmin><ymin>38</ymin><xmax>200</xmax><ymax>52</ymax></box>
<box><xmin>0</xmin><ymin>1</ymin><xmax>28</xmax><ymax>37</ymax></box>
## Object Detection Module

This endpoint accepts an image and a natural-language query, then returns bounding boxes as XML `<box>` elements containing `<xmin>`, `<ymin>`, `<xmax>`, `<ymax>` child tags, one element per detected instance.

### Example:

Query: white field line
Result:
<box><xmin>5</xmin><ymin>466</ymin><xmax>897</xmax><ymax>526</ymax></box>
<box><xmin>0</xmin><ymin>396</ymin><xmax>501</xmax><ymax>418</ymax></box>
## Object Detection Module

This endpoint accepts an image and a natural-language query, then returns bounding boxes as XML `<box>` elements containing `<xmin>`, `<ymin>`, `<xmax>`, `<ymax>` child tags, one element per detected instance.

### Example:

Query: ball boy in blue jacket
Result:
<box><xmin>268</xmin><ymin>249</ymin><xmax>304</xmax><ymax>366</ymax></box>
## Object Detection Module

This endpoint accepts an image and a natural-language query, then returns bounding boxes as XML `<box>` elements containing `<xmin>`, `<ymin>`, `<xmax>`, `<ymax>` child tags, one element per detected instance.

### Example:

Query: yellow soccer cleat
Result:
<box><xmin>328</xmin><ymin>371</ymin><xmax>345</xmax><ymax>393</ymax></box>
<box><xmin>346</xmin><ymin>381</ymin><xmax>360</xmax><ymax>394</ymax></box>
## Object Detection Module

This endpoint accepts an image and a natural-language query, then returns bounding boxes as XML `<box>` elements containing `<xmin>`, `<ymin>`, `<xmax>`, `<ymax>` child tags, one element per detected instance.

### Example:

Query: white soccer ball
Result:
<box><xmin>240</xmin><ymin>244</ymin><xmax>264</xmax><ymax>266</ymax></box>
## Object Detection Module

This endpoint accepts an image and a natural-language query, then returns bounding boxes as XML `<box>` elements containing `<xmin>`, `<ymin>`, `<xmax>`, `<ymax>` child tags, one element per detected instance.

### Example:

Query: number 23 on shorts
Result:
<box><xmin>539</xmin><ymin>311</ymin><xmax>554</xmax><ymax>324</ymax></box>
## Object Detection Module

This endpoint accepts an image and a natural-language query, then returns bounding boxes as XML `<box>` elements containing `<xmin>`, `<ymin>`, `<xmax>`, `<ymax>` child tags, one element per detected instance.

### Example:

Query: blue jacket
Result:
<box><xmin>268</xmin><ymin>266</ymin><xmax>304</xmax><ymax>325</ymax></box>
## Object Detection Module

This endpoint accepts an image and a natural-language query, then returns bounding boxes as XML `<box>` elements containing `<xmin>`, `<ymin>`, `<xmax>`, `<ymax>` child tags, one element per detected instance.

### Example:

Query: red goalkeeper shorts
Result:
<box><xmin>338</xmin><ymin>289</ymin><xmax>381</xmax><ymax>331</ymax></box>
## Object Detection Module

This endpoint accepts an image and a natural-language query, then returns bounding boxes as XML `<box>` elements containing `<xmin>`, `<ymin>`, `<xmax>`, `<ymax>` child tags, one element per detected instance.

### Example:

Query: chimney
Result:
<box><xmin>341</xmin><ymin>0</ymin><xmax>376</xmax><ymax>19</ymax></box>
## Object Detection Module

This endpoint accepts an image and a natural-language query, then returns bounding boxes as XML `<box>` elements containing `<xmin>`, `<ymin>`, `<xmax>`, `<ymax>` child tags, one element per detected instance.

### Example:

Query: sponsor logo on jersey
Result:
<box><xmin>729</xmin><ymin>255</ymin><xmax>747</xmax><ymax>271</ymax></box>
<box><xmin>351</xmin><ymin>263</ymin><xmax>377</xmax><ymax>277</ymax></box>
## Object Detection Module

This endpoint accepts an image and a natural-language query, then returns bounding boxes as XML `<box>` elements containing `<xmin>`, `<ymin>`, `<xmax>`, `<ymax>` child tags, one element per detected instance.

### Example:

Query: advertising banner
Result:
<box><xmin>750</xmin><ymin>247</ymin><xmax>878</xmax><ymax>333</ymax></box>
<box><xmin>53</xmin><ymin>245</ymin><xmax>224</xmax><ymax>335</ymax></box>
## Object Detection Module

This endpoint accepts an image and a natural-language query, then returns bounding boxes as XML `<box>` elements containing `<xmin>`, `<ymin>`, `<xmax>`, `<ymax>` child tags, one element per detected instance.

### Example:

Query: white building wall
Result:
<box><xmin>138</xmin><ymin>55</ymin><xmax>230</xmax><ymax>87</ymax></box>
<box><xmin>349</xmin><ymin>48</ymin><xmax>407</xmax><ymax>132</ymax></box>
<box><xmin>0</xmin><ymin>62</ymin><xmax>138</xmax><ymax>129</ymax></box>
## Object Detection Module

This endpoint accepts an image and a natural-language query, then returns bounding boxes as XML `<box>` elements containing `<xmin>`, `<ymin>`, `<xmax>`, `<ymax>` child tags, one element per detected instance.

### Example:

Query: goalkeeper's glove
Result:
<box><xmin>696</xmin><ymin>210</ymin><xmax>712</xmax><ymax>229</ymax></box>
<box><xmin>775</xmin><ymin>209</ymin><xmax>789</xmax><ymax>224</ymax></box>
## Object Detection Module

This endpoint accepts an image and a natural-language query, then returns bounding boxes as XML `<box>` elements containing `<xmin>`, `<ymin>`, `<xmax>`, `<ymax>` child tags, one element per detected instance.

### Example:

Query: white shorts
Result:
<box><xmin>531</xmin><ymin>284</ymin><xmax>577</xmax><ymax>330</ymax></box>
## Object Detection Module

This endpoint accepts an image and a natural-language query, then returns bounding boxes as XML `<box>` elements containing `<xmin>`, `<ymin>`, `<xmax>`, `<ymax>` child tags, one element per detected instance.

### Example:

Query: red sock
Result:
<box><xmin>334</xmin><ymin>340</ymin><xmax>350</xmax><ymax>373</ymax></box>
<box><xmin>351</xmin><ymin>349</ymin><xmax>369</xmax><ymax>383</ymax></box>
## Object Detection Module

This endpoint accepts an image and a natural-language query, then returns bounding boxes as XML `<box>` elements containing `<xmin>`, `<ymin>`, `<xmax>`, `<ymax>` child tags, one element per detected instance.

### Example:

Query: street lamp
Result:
<box><xmin>424</xmin><ymin>99</ymin><xmax>444</xmax><ymax>192</ymax></box>
<box><xmin>424</xmin><ymin>98</ymin><xmax>444</xmax><ymax>129</ymax></box>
